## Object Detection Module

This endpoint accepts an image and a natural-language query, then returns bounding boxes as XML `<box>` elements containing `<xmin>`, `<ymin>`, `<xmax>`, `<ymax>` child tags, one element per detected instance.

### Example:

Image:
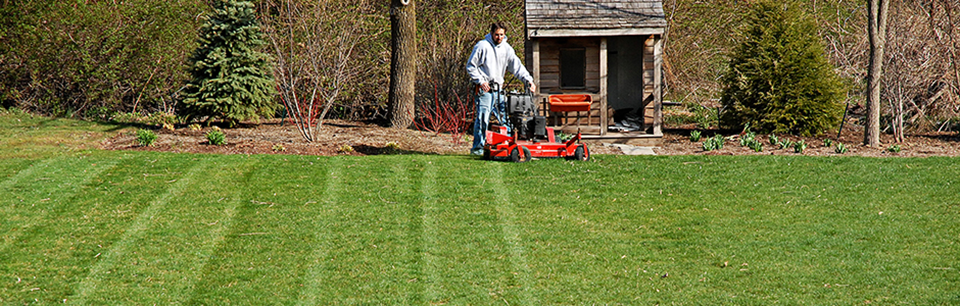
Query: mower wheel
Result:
<box><xmin>483</xmin><ymin>148</ymin><xmax>491</xmax><ymax>160</ymax></box>
<box><xmin>510</xmin><ymin>146</ymin><xmax>531</xmax><ymax>163</ymax></box>
<box><xmin>571</xmin><ymin>144</ymin><xmax>590</xmax><ymax>161</ymax></box>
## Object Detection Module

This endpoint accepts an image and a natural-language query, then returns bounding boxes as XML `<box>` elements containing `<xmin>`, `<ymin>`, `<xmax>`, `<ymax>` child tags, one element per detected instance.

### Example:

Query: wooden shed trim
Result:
<box><xmin>529</xmin><ymin>27</ymin><xmax>664</xmax><ymax>38</ymax></box>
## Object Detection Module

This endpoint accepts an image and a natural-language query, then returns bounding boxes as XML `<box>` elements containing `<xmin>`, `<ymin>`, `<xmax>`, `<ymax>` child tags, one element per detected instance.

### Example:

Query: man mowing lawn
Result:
<box><xmin>466</xmin><ymin>22</ymin><xmax>537</xmax><ymax>156</ymax></box>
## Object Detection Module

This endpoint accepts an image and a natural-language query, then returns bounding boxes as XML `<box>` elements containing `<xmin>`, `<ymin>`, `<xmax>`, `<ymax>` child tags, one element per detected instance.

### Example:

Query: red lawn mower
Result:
<box><xmin>482</xmin><ymin>89</ymin><xmax>590</xmax><ymax>163</ymax></box>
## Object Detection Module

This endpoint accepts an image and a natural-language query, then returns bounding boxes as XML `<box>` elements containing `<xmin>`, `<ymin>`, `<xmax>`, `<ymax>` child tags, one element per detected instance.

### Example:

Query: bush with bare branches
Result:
<box><xmin>261</xmin><ymin>1</ymin><xmax>377</xmax><ymax>141</ymax></box>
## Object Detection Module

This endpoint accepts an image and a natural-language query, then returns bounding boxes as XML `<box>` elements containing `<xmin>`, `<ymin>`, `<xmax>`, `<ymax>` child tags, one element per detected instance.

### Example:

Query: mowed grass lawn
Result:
<box><xmin>1</xmin><ymin>112</ymin><xmax>959</xmax><ymax>304</ymax></box>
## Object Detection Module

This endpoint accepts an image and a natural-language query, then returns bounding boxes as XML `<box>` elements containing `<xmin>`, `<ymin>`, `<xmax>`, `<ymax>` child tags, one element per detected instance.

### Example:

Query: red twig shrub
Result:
<box><xmin>415</xmin><ymin>81</ymin><xmax>473</xmax><ymax>144</ymax></box>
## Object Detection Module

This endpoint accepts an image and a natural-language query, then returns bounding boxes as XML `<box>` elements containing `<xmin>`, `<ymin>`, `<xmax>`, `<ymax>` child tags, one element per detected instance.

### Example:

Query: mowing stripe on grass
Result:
<box><xmin>295</xmin><ymin>157</ymin><xmax>341</xmax><ymax>306</ymax></box>
<box><xmin>489</xmin><ymin>163</ymin><xmax>537</xmax><ymax>305</ymax></box>
<box><xmin>0</xmin><ymin>155</ymin><xmax>118</xmax><ymax>253</ymax></box>
<box><xmin>419</xmin><ymin>160</ymin><xmax>442</xmax><ymax>304</ymax></box>
<box><xmin>69</xmin><ymin>158</ymin><xmax>214</xmax><ymax>303</ymax></box>
<box><xmin>296</xmin><ymin>157</ymin><xmax>425</xmax><ymax>304</ymax></box>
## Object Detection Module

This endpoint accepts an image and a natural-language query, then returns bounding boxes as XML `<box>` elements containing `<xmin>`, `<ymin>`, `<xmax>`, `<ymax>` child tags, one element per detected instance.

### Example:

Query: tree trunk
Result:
<box><xmin>387</xmin><ymin>0</ymin><xmax>416</xmax><ymax>129</ymax></box>
<box><xmin>864</xmin><ymin>0</ymin><xmax>888</xmax><ymax>147</ymax></box>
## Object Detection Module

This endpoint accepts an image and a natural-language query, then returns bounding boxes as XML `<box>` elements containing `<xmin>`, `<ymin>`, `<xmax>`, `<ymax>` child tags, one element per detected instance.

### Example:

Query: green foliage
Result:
<box><xmin>768</xmin><ymin>134</ymin><xmax>779</xmax><ymax>145</ymax></box>
<box><xmin>205</xmin><ymin>129</ymin><xmax>226</xmax><ymax>145</ymax></box>
<box><xmin>181</xmin><ymin>0</ymin><xmax>278</xmax><ymax>125</ymax></box>
<box><xmin>272</xmin><ymin>143</ymin><xmax>286</xmax><ymax>152</ymax></box>
<box><xmin>0</xmin><ymin>1</ymin><xmax>204</xmax><ymax>117</ymax></box>
<box><xmin>748</xmin><ymin>139</ymin><xmax>764</xmax><ymax>152</ymax></box>
<box><xmin>689</xmin><ymin>130</ymin><xmax>702</xmax><ymax>142</ymax></box>
<box><xmin>738</xmin><ymin>124</ymin><xmax>756</xmax><ymax>147</ymax></box>
<box><xmin>337</xmin><ymin>144</ymin><xmax>354</xmax><ymax>153</ymax></box>
<box><xmin>823</xmin><ymin>138</ymin><xmax>834</xmax><ymax>148</ymax></box>
<box><xmin>111</xmin><ymin>112</ymin><xmax>179</xmax><ymax>126</ymax></box>
<box><xmin>719</xmin><ymin>1</ymin><xmax>846</xmax><ymax>136</ymax></box>
<box><xmin>382</xmin><ymin>141</ymin><xmax>403</xmax><ymax>155</ymax></box>
<box><xmin>702</xmin><ymin>134</ymin><xmax>725</xmax><ymax>151</ymax></box>
<box><xmin>136</xmin><ymin>129</ymin><xmax>158</xmax><ymax>147</ymax></box>
<box><xmin>835</xmin><ymin>142</ymin><xmax>849</xmax><ymax>154</ymax></box>
<box><xmin>793</xmin><ymin>139</ymin><xmax>808</xmax><ymax>153</ymax></box>
<box><xmin>778</xmin><ymin>139</ymin><xmax>794</xmax><ymax>150</ymax></box>
<box><xmin>888</xmin><ymin>144</ymin><xmax>902</xmax><ymax>153</ymax></box>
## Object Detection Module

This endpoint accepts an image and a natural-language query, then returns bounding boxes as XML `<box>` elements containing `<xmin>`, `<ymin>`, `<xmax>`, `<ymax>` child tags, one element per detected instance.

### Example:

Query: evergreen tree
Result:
<box><xmin>181</xmin><ymin>0</ymin><xmax>277</xmax><ymax>125</ymax></box>
<box><xmin>719</xmin><ymin>1</ymin><xmax>846</xmax><ymax>136</ymax></box>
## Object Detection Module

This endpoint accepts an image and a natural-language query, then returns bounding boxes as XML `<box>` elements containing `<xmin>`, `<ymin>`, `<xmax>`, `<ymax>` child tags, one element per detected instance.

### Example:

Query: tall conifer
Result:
<box><xmin>719</xmin><ymin>1</ymin><xmax>846</xmax><ymax>136</ymax></box>
<box><xmin>182</xmin><ymin>0</ymin><xmax>277</xmax><ymax>125</ymax></box>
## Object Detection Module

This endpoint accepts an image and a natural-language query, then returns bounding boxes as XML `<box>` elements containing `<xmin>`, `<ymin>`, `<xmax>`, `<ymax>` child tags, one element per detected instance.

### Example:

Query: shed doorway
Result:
<box><xmin>607</xmin><ymin>36</ymin><xmax>647</xmax><ymax>133</ymax></box>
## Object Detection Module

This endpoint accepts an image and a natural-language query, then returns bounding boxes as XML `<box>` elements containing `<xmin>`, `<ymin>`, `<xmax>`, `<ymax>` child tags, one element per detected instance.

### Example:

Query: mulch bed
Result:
<box><xmin>102</xmin><ymin>119</ymin><xmax>960</xmax><ymax>157</ymax></box>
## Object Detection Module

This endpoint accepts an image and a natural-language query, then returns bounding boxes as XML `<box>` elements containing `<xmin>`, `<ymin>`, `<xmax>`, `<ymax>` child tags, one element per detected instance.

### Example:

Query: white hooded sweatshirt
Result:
<box><xmin>466</xmin><ymin>33</ymin><xmax>533</xmax><ymax>87</ymax></box>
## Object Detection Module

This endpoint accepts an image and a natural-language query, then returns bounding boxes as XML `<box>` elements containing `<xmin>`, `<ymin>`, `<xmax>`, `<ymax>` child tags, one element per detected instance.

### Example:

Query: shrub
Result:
<box><xmin>0</xmin><ymin>1</ymin><xmax>203</xmax><ymax>118</ymax></box>
<box><xmin>719</xmin><ymin>1</ymin><xmax>846</xmax><ymax>136</ymax></box>
<box><xmin>205</xmin><ymin>129</ymin><xmax>226</xmax><ymax>145</ymax></box>
<box><xmin>136</xmin><ymin>129</ymin><xmax>158</xmax><ymax>147</ymax></box>
<box><xmin>180</xmin><ymin>0</ymin><xmax>278</xmax><ymax>125</ymax></box>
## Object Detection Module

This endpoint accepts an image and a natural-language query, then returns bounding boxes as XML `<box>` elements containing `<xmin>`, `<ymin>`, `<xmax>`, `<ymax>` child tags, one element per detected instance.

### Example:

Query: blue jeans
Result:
<box><xmin>472</xmin><ymin>90</ymin><xmax>508</xmax><ymax>151</ymax></box>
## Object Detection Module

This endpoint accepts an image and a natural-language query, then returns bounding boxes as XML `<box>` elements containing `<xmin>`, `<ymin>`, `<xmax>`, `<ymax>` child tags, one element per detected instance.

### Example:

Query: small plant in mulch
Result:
<box><xmin>136</xmin><ymin>129</ymin><xmax>157</xmax><ymax>147</ymax></box>
<box><xmin>272</xmin><ymin>143</ymin><xmax>286</xmax><ymax>152</ymax></box>
<box><xmin>205</xmin><ymin>129</ymin><xmax>226</xmax><ymax>146</ymax></box>
<box><xmin>823</xmin><ymin>138</ymin><xmax>833</xmax><ymax>148</ymax></box>
<box><xmin>778</xmin><ymin>139</ymin><xmax>794</xmax><ymax>150</ymax></box>
<box><xmin>887</xmin><ymin>144</ymin><xmax>902</xmax><ymax>153</ymax></box>
<box><xmin>702</xmin><ymin>134</ymin><xmax>725</xmax><ymax>151</ymax></box>
<box><xmin>382</xmin><ymin>141</ymin><xmax>402</xmax><ymax>154</ymax></box>
<box><xmin>748</xmin><ymin>139</ymin><xmax>763</xmax><ymax>152</ymax></box>
<box><xmin>689</xmin><ymin>130</ymin><xmax>702</xmax><ymax>142</ymax></box>
<box><xmin>337</xmin><ymin>144</ymin><xmax>354</xmax><ymax>154</ymax></box>
<box><xmin>769</xmin><ymin>134</ymin><xmax>779</xmax><ymax>145</ymax></box>
<box><xmin>793</xmin><ymin>140</ymin><xmax>808</xmax><ymax>153</ymax></box>
<box><xmin>835</xmin><ymin>142</ymin><xmax>849</xmax><ymax>154</ymax></box>
<box><xmin>738</xmin><ymin>124</ymin><xmax>756</xmax><ymax>147</ymax></box>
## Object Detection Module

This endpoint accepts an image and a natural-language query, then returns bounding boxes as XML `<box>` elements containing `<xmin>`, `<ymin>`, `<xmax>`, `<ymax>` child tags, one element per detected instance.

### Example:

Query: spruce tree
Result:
<box><xmin>181</xmin><ymin>0</ymin><xmax>277</xmax><ymax>125</ymax></box>
<box><xmin>719</xmin><ymin>1</ymin><xmax>846</xmax><ymax>136</ymax></box>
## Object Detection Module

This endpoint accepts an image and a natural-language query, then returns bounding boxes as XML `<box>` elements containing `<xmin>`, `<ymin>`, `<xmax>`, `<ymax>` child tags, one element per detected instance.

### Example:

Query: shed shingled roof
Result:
<box><xmin>526</xmin><ymin>0</ymin><xmax>666</xmax><ymax>37</ymax></box>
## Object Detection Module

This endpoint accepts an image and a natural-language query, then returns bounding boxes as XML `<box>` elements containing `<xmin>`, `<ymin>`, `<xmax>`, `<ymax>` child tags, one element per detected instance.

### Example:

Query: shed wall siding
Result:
<box><xmin>537</xmin><ymin>38</ymin><xmax>601</xmax><ymax>93</ymax></box>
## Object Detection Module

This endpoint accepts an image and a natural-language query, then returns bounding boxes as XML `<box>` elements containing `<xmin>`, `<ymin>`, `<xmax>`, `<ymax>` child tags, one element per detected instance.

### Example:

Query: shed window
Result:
<box><xmin>560</xmin><ymin>48</ymin><xmax>586</xmax><ymax>88</ymax></box>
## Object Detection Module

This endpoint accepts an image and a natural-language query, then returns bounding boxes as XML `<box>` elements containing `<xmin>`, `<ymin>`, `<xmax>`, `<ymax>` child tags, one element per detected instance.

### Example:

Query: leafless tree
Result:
<box><xmin>262</xmin><ymin>1</ymin><xmax>363</xmax><ymax>142</ymax></box>
<box><xmin>387</xmin><ymin>0</ymin><xmax>416</xmax><ymax>129</ymax></box>
<box><xmin>865</xmin><ymin>0</ymin><xmax>889</xmax><ymax>146</ymax></box>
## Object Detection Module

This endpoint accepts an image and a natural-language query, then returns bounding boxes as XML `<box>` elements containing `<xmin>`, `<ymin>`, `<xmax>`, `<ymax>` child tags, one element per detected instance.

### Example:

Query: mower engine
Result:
<box><xmin>506</xmin><ymin>92</ymin><xmax>547</xmax><ymax>141</ymax></box>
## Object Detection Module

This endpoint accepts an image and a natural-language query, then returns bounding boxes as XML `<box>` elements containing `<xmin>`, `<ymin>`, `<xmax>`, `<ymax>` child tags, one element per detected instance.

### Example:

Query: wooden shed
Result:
<box><xmin>524</xmin><ymin>0</ymin><xmax>666</xmax><ymax>145</ymax></box>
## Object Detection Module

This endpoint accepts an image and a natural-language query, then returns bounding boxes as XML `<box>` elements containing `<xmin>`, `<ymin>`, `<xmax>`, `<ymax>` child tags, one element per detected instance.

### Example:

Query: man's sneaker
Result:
<box><xmin>470</xmin><ymin>149</ymin><xmax>484</xmax><ymax>156</ymax></box>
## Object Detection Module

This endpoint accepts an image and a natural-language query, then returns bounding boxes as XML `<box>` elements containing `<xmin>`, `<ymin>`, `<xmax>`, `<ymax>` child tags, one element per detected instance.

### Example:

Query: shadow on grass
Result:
<box><xmin>351</xmin><ymin>144</ymin><xmax>441</xmax><ymax>156</ymax></box>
